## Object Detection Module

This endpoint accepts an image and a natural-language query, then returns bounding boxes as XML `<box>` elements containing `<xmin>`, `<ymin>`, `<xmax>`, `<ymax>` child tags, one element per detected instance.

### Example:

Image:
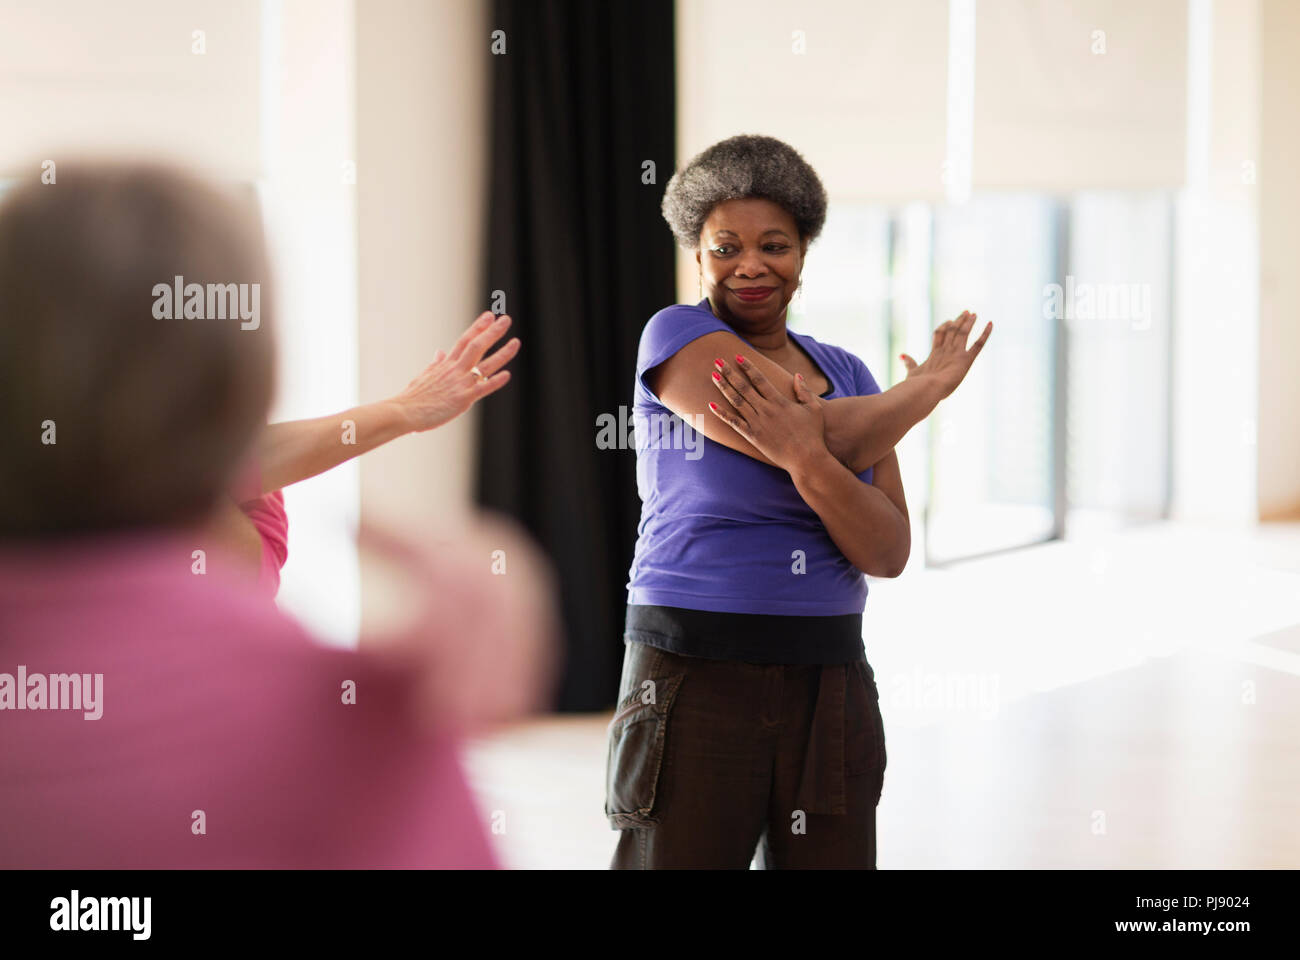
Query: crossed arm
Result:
<box><xmin>647</xmin><ymin>311</ymin><xmax>990</xmax><ymax>577</ymax></box>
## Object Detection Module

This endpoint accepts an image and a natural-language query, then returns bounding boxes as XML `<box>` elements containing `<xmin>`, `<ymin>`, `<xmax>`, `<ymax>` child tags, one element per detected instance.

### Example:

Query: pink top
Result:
<box><xmin>240</xmin><ymin>490</ymin><xmax>289</xmax><ymax>596</ymax></box>
<box><xmin>0</xmin><ymin>531</ymin><xmax>500</xmax><ymax>869</ymax></box>
<box><xmin>230</xmin><ymin>454</ymin><xmax>289</xmax><ymax>597</ymax></box>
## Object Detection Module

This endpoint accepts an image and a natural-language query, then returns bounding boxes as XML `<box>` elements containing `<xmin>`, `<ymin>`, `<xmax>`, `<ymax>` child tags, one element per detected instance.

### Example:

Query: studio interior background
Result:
<box><xmin>2</xmin><ymin>0</ymin><xmax>1297</xmax><ymax>868</ymax></box>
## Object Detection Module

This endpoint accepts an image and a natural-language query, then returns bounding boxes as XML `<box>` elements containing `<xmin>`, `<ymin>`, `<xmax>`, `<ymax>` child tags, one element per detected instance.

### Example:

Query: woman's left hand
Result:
<box><xmin>708</xmin><ymin>354</ymin><xmax>828</xmax><ymax>473</ymax></box>
<box><xmin>392</xmin><ymin>311</ymin><xmax>520</xmax><ymax>433</ymax></box>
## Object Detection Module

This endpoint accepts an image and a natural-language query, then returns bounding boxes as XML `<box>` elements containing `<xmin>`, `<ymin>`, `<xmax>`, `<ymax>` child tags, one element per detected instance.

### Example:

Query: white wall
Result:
<box><xmin>0</xmin><ymin>0</ymin><xmax>261</xmax><ymax>179</ymax></box>
<box><xmin>260</xmin><ymin>0</ymin><xmax>361</xmax><ymax>646</ymax></box>
<box><xmin>972</xmin><ymin>0</ymin><xmax>1188</xmax><ymax>191</ymax></box>
<box><xmin>355</xmin><ymin>0</ymin><xmax>490</xmax><ymax>633</ymax></box>
<box><xmin>674</xmin><ymin>0</ymin><xmax>951</xmax><ymax>301</ymax></box>
<box><xmin>1257</xmin><ymin>0</ymin><xmax>1300</xmax><ymax>520</ymax></box>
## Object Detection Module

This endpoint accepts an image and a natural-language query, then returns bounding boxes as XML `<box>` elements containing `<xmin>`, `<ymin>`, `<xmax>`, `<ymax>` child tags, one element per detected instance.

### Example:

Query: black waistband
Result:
<box><xmin>624</xmin><ymin>603</ymin><xmax>865</xmax><ymax>665</ymax></box>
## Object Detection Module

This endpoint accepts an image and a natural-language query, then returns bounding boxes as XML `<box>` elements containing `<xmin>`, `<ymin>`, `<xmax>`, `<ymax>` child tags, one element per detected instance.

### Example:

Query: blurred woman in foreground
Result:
<box><xmin>0</xmin><ymin>160</ymin><xmax>558</xmax><ymax>868</ymax></box>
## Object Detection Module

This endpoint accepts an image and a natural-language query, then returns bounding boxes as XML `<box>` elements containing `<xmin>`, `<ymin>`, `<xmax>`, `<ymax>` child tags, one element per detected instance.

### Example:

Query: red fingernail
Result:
<box><xmin>714</xmin><ymin>358</ymin><xmax>724</xmax><ymax>368</ymax></box>
<box><xmin>712</xmin><ymin>371</ymin><xmax>721</xmax><ymax>381</ymax></box>
<box><xmin>709</xmin><ymin>401</ymin><xmax>718</xmax><ymax>411</ymax></box>
<box><xmin>736</xmin><ymin>354</ymin><xmax>746</xmax><ymax>364</ymax></box>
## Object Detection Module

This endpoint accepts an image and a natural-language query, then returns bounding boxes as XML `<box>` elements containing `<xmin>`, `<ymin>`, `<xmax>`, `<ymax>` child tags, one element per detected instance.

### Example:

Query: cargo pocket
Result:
<box><xmin>604</xmin><ymin>671</ymin><xmax>684</xmax><ymax>829</ymax></box>
<box><xmin>845</xmin><ymin>659</ymin><xmax>886</xmax><ymax>797</ymax></box>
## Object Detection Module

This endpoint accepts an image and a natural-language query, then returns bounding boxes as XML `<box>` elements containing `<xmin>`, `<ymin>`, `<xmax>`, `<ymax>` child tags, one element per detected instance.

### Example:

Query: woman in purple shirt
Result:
<box><xmin>606</xmin><ymin>135</ymin><xmax>991</xmax><ymax>868</ymax></box>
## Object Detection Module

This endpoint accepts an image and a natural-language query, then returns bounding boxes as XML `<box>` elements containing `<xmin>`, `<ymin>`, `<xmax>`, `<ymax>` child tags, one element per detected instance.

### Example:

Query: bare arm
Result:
<box><xmin>255</xmin><ymin>312</ymin><xmax>519</xmax><ymax>494</ymax></box>
<box><xmin>787</xmin><ymin>449</ymin><xmax>911</xmax><ymax>577</ymax></box>
<box><xmin>823</xmin><ymin>391</ymin><xmax>938</xmax><ymax>475</ymax></box>
<box><xmin>649</xmin><ymin>311</ymin><xmax>989</xmax><ymax>473</ymax></box>
<box><xmin>256</xmin><ymin>400</ymin><xmax>412</xmax><ymax>493</ymax></box>
<box><xmin>865</xmin><ymin>448</ymin><xmax>911</xmax><ymax>576</ymax></box>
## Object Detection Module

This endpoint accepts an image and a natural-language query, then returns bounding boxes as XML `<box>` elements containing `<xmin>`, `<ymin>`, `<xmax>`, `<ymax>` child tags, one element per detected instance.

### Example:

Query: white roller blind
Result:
<box><xmin>676</xmin><ymin>0</ymin><xmax>951</xmax><ymax>202</ymax></box>
<box><xmin>0</xmin><ymin>0</ymin><xmax>261</xmax><ymax>180</ymax></box>
<box><xmin>971</xmin><ymin>0</ymin><xmax>1188</xmax><ymax>191</ymax></box>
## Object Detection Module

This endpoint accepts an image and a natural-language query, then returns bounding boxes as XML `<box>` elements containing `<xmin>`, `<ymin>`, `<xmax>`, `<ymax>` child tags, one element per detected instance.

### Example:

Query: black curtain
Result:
<box><xmin>477</xmin><ymin>0</ymin><xmax>677</xmax><ymax>710</ymax></box>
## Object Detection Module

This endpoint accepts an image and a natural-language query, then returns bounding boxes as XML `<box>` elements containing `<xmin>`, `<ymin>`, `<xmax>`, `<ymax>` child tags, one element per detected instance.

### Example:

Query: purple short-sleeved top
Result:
<box><xmin>625</xmin><ymin>299</ymin><xmax>883</xmax><ymax>618</ymax></box>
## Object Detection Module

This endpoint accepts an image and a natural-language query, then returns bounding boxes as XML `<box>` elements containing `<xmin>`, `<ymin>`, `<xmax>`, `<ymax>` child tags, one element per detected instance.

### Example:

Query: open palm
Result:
<box><xmin>393</xmin><ymin>311</ymin><xmax>520</xmax><ymax>432</ymax></box>
<box><xmin>900</xmin><ymin>309</ymin><xmax>992</xmax><ymax>400</ymax></box>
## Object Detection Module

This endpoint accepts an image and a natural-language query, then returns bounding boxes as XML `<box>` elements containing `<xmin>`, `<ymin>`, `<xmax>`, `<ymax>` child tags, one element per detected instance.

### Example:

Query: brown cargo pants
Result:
<box><xmin>605</xmin><ymin>638</ymin><xmax>887</xmax><ymax>869</ymax></box>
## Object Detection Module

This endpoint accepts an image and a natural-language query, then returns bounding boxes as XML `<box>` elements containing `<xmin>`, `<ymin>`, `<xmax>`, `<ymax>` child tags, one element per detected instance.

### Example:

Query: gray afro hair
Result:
<box><xmin>661</xmin><ymin>134</ymin><xmax>828</xmax><ymax>250</ymax></box>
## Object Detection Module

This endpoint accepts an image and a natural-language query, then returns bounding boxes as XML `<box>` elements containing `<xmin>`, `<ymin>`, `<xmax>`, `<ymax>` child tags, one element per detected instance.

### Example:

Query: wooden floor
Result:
<box><xmin>461</xmin><ymin>520</ymin><xmax>1300</xmax><ymax>869</ymax></box>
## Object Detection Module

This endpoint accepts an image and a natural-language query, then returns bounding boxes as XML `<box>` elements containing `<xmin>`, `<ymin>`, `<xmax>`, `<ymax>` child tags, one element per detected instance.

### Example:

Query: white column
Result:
<box><xmin>1256</xmin><ymin>0</ymin><xmax>1300</xmax><ymax>520</ymax></box>
<box><xmin>1171</xmin><ymin>0</ymin><xmax>1260</xmax><ymax>525</ymax></box>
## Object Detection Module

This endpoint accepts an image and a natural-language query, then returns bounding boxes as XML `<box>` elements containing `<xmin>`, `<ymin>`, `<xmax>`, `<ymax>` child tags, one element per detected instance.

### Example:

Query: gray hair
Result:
<box><xmin>0</xmin><ymin>160</ymin><xmax>275</xmax><ymax>537</ymax></box>
<box><xmin>661</xmin><ymin>134</ymin><xmax>828</xmax><ymax>250</ymax></box>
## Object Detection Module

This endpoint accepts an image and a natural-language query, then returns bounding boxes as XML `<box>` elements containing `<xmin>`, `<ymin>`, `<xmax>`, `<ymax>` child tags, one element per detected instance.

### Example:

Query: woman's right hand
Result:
<box><xmin>708</xmin><ymin>354</ymin><xmax>830</xmax><ymax>475</ymax></box>
<box><xmin>391</xmin><ymin>312</ymin><xmax>521</xmax><ymax>432</ymax></box>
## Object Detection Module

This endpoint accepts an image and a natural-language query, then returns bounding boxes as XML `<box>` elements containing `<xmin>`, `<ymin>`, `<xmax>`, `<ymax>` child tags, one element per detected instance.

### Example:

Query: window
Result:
<box><xmin>794</xmin><ymin>191</ymin><xmax>1175</xmax><ymax>565</ymax></box>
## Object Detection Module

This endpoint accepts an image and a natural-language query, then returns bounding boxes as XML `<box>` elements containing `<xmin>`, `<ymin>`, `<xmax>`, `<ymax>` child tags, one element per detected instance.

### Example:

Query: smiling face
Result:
<box><xmin>696</xmin><ymin>196</ymin><xmax>807</xmax><ymax>334</ymax></box>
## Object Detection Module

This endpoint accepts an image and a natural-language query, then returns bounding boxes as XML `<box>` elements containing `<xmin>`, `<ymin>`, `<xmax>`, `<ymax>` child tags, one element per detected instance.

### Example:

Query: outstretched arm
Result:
<box><xmin>827</xmin><ymin>310</ymin><xmax>991</xmax><ymax>472</ymax></box>
<box><xmin>255</xmin><ymin>312</ymin><xmax>519</xmax><ymax>494</ymax></box>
